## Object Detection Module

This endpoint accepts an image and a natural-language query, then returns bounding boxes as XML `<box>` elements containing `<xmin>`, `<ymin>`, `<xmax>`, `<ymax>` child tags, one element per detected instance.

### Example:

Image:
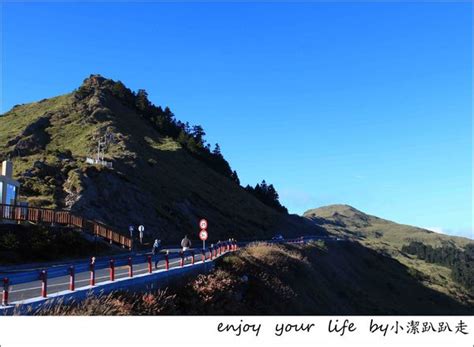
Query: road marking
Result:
<box><xmin>9</xmin><ymin>259</ymin><xmax>185</xmax><ymax>294</ymax></box>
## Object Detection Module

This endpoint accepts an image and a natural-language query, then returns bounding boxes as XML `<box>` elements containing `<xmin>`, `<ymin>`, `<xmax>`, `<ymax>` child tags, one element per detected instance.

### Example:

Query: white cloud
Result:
<box><xmin>423</xmin><ymin>226</ymin><xmax>473</xmax><ymax>240</ymax></box>
<box><xmin>424</xmin><ymin>226</ymin><xmax>445</xmax><ymax>233</ymax></box>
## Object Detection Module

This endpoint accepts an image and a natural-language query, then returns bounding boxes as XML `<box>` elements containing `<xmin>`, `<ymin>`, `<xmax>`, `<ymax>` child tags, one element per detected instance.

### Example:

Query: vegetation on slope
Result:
<box><xmin>76</xmin><ymin>77</ymin><xmax>239</xmax><ymax>183</ymax></box>
<box><xmin>36</xmin><ymin>242</ymin><xmax>473</xmax><ymax>315</ymax></box>
<box><xmin>402</xmin><ymin>241</ymin><xmax>474</xmax><ymax>293</ymax></box>
<box><xmin>0</xmin><ymin>75</ymin><xmax>315</xmax><ymax>243</ymax></box>
<box><xmin>304</xmin><ymin>204</ymin><xmax>474</xmax><ymax>305</ymax></box>
<box><xmin>0</xmin><ymin>224</ymin><xmax>114</xmax><ymax>264</ymax></box>
<box><xmin>245</xmin><ymin>180</ymin><xmax>288</xmax><ymax>214</ymax></box>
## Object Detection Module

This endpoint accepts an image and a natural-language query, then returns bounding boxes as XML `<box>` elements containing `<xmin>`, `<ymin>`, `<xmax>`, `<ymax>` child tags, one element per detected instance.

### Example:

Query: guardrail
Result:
<box><xmin>0</xmin><ymin>203</ymin><xmax>132</xmax><ymax>249</ymax></box>
<box><xmin>1</xmin><ymin>240</ymin><xmax>240</xmax><ymax>306</ymax></box>
<box><xmin>0</xmin><ymin>236</ymin><xmax>316</xmax><ymax>307</ymax></box>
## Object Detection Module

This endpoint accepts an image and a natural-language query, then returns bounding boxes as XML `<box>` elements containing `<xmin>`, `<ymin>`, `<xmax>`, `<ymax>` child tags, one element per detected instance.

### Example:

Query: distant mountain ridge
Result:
<box><xmin>304</xmin><ymin>204</ymin><xmax>474</xmax><ymax>304</ymax></box>
<box><xmin>304</xmin><ymin>204</ymin><xmax>471</xmax><ymax>248</ymax></box>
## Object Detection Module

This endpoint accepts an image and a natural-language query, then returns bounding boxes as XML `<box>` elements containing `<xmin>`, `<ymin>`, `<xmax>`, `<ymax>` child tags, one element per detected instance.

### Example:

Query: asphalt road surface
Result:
<box><xmin>7</xmin><ymin>247</ymin><xmax>208</xmax><ymax>303</ymax></box>
<box><xmin>5</xmin><ymin>236</ymin><xmax>339</xmax><ymax>304</ymax></box>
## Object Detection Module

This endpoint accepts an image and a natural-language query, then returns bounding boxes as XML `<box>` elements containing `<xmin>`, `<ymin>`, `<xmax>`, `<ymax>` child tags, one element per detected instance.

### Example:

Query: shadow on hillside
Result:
<box><xmin>69</xmin><ymin>145</ymin><xmax>325</xmax><ymax>244</ymax></box>
<box><xmin>196</xmin><ymin>241</ymin><xmax>473</xmax><ymax>315</ymax></box>
<box><xmin>286</xmin><ymin>241</ymin><xmax>473</xmax><ymax>315</ymax></box>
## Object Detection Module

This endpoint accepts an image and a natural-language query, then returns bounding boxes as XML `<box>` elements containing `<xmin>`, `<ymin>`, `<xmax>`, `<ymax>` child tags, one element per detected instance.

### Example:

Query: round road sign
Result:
<box><xmin>199</xmin><ymin>230</ymin><xmax>208</xmax><ymax>241</ymax></box>
<box><xmin>199</xmin><ymin>219</ymin><xmax>208</xmax><ymax>230</ymax></box>
<box><xmin>138</xmin><ymin>225</ymin><xmax>145</xmax><ymax>232</ymax></box>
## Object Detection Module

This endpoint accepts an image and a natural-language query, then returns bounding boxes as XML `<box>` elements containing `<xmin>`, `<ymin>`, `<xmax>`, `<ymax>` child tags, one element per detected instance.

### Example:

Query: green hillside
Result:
<box><xmin>0</xmin><ymin>75</ymin><xmax>319</xmax><ymax>243</ymax></box>
<box><xmin>304</xmin><ymin>204</ymin><xmax>474</xmax><ymax>305</ymax></box>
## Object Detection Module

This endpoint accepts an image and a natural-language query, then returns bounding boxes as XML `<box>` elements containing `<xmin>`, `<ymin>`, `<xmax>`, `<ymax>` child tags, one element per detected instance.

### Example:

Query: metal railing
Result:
<box><xmin>0</xmin><ymin>203</ymin><xmax>132</xmax><ymax>249</ymax></box>
<box><xmin>1</xmin><ymin>240</ymin><xmax>239</xmax><ymax>306</ymax></box>
<box><xmin>0</xmin><ymin>236</ymin><xmax>319</xmax><ymax>306</ymax></box>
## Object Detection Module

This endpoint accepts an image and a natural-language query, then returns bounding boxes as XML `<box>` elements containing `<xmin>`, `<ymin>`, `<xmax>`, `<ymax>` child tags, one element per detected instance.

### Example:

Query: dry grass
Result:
<box><xmin>243</xmin><ymin>242</ymin><xmax>310</xmax><ymax>267</ymax></box>
<box><xmin>33</xmin><ymin>289</ymin><xmax>177</xmax><ymax>316</ymax></box>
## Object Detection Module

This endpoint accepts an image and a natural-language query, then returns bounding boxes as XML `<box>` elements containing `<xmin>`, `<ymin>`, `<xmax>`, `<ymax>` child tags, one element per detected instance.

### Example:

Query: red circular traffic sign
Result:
<box><xmin>199</xmin><ymin>230</ymin><xmax>208</xmax><ymax>241</ymax></box>
<box><xmin>199</xmin><ymin>219</ymin><xmax>208</xmax><ymax>230</ymax></box>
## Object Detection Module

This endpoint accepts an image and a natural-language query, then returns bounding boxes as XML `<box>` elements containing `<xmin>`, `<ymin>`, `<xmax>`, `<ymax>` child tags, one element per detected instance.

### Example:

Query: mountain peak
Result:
<box><xmin>82</xmin><ymin>74</ymin><xmax>108</xmax><ymax>88</ymax></box>
<box><xmin>75</xmin><ymin>74</ymin><xmax>123</xmax><ymax>100</ymax></box>
<box><xmin>304</xmin><ymin>204</ymin><xmax>365</xmax><ymax>219</ymax></box>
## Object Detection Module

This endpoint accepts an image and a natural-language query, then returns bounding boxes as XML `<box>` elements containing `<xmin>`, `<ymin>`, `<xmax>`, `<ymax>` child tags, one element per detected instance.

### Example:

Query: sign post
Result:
<box><xmin>199</xmin><ymin>219</ymin><xmax>208</xmax><ymax>249</ymax></box>
<box><xmin>129</xmin><ymin>225</ymin><xmax>134</xmax><ymax>251</ymax></box>
<box><xmin>138</xmin><ymin>225</ymin><xmax>145</xmax><ymax>244</ymax></box>
<box><xmin>199</xmin><ymin>230</ymin><xmax>208</xmax><ymax>249</ymax></box>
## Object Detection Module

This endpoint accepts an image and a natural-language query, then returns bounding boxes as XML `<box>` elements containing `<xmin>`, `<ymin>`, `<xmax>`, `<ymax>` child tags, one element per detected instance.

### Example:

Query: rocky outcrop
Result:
<box><xmin>7</xmin><ymin>115</ymin><xmax>51</xmax><ymax>157</ymax></box>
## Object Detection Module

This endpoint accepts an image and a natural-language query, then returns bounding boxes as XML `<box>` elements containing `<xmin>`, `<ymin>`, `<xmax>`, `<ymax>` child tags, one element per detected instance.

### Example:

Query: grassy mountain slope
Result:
<box><xmin>0</xmin><ymin>75</ymin><xmax>319</xmax><ymax>243</ymax></box>
<box><xmin>304</xmin><ymin>204</ymin><xmax>473</xmax><ymax>305</ymax></box>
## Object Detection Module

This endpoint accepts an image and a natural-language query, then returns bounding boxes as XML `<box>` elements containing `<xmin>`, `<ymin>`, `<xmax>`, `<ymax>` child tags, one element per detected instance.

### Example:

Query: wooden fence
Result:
<box><xmin>0</xmin><ymin>204</ymin><xmax>132</xmax><ymax>249</ymax></box>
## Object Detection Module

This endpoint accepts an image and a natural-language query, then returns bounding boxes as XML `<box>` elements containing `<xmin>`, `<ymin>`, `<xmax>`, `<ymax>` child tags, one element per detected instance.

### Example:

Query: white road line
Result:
<box><xmin>9</xmin><ymin>259</ymin><xmax>185</xmax><ymax>294</ymax></box>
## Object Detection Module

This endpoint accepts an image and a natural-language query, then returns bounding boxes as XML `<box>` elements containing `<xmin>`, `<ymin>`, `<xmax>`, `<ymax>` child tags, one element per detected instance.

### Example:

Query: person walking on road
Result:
<box><xmin>181</xmin><ymin>235</ymin><xmax>192</xmax><ymax>262</ymax></box>
<box><xmin>181</xmin><ymin>235</ymin><xmax>192</xmax><ymax>251</ymax></box>
<box><xmin>152</xmin><ymin>239</ymin><xmax>161</xmax><ymax>269</ymax></box>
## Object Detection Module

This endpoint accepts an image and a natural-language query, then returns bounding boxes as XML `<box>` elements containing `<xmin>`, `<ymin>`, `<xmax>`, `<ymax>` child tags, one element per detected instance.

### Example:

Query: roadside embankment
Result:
<box><xmin>32</xmin><ymin>240</ymin><xmax>474</xmax><ymax>315</ymax></box>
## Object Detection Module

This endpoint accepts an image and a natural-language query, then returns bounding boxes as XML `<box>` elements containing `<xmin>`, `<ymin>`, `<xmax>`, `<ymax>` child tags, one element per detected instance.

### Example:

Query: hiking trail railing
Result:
<box><xmin>0</xmin><ymin>203</ymin><xmax>132</xmax><ymax>249</ymax></box>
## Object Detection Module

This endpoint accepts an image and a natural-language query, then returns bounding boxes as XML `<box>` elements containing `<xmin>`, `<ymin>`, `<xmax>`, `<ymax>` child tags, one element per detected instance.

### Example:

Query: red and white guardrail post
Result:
<box><xmin>109</xmin><ymin>259</ymin><xmax>115</xmax><ymax>281</ymax></box>
<box><xmin>165</xmin><ymin>252</ymin><xmax>169</xmax><ymax>271</ymax></box>
<box><xmin>180</xmin><ymin>251</ymin><xmax>184</xmax><ymax>267</ymax></box>
<box><xmin>69</xmin><ymin>266</ymin><xmax>75</xmax><ymax>291</ymax></box>
<box><xmin>147</xmin><ymin>255</ymin><xmax>152</xmax><ymax>273</ymax></box>
<box><xmin>191</xmin><ymin>250</ymin><xmax>195</xmax><ymax>265</ymax></box>
<box><xmin>89</xmin><ymin>257</ymin><xmax>96</xmax><ymax>286</ymax></box>
<box><xmin>128</xmin><ymin>257</ymin><xmax>133</xmax><ymax>278</ymax></box>
<box><xmin>201</xmin><ymin>249</ymin><xmax>205</xmax><ymax>263</ymax></box>
<box><xmin>2</xmin><ymin>278</ymin><xmax>9</xmax><ymax>306</ymax></box>
<box><xmin>40</xmin><ymin>270</ymin><xmax>47</xmax><ymax>298</ymax></box>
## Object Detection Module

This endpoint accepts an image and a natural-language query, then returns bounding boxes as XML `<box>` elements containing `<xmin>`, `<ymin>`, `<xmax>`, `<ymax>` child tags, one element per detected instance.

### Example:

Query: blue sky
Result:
<box><xmin>1</xmin><ymin>2</ymin><xmax>472</xmax><ymax>238</ymax></box>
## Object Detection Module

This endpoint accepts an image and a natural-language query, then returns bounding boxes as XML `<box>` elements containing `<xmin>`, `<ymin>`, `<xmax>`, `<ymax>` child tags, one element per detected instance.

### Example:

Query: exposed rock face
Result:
<box><xmin>7</xmin><ymin>115</ymin><xmax>51</xmax><ymax>157</ymax></box>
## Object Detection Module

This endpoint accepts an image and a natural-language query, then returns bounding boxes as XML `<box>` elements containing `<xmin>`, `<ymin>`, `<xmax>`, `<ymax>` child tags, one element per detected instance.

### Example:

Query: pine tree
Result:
<box><xmin>136</xmin><ymin>89</ymin><xmax>151</xmax><ymax>112</ymax></box>
<box><xmin>191</xmin><ymin>125</ymin><xmax>206</xmax><ymax>146</ymax></box>
<box><xmin>177</xmin><ymin>131</ymin><xmax>188</xmax><ymax>146</ymax></box>
<box><xmin>231</xmin><ymin>170</ymin><xmax>240</xmax><ymax>185</ymax></box>
<box><xmin>213</xmin><ymin>143</ymin><xmax>222</xmax><ymax>156</ymax></box>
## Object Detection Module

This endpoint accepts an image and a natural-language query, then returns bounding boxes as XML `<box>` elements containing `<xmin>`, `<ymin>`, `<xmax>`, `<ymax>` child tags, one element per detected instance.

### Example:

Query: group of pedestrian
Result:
<box><xmin>150</xmin><ymin>235</ymin><xmax>192</xmax><ymax>269</ymax></box>
<box><xmin>150</xmin><ymin>235</ymin><xmax>236</xmax><ymax>269</ymax></box>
